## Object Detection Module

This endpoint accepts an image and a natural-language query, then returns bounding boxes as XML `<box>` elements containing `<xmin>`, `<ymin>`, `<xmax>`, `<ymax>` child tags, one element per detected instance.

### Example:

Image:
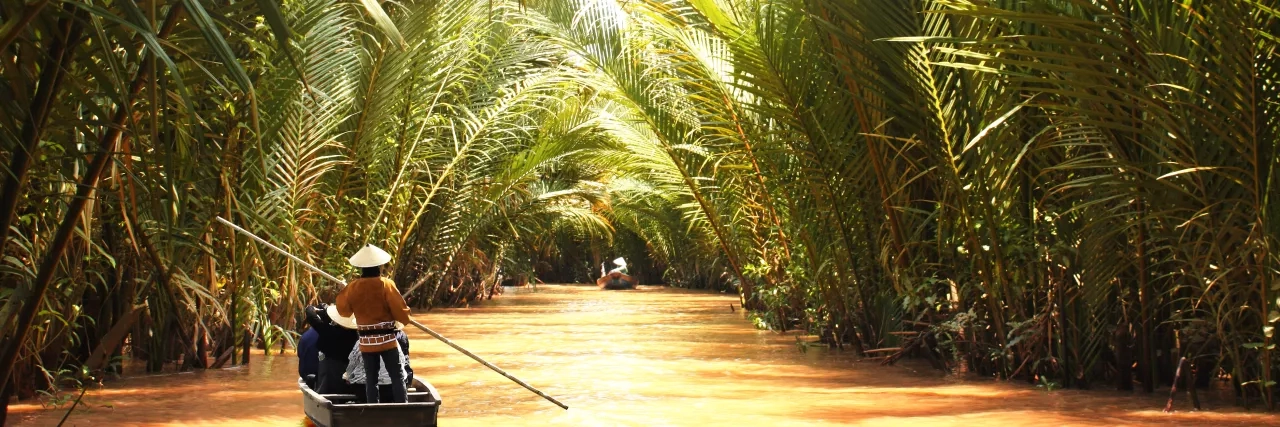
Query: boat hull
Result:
<box><xmin>596</xmin><ymin>272</ymin><xmax>637</xmax><ymax>290</ymax></box>
<box><xmin>300</xmin><ymin>377</ymin><xmax>441</xmax><ymax>427</ymax></box>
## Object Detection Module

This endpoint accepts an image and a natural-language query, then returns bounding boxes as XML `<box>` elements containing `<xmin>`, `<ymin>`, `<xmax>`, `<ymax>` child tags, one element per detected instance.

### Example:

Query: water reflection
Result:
<box><xmin>9</xmin><ymin>285</ymin><xmax>1279</xmax><ymax>426</ymax></box>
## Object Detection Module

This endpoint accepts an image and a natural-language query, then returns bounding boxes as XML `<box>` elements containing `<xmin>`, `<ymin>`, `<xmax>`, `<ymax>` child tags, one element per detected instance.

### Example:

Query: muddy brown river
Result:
<box><xmin>8</xmin><ymin>284</ymin><xmax>1279</xmax><ymax>426</ymax></box>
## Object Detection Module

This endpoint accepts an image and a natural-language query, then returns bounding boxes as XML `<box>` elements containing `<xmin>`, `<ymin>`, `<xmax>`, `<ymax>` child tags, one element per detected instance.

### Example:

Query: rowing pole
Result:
<box><xmin>215</xmin><ymin>216</ymin><xmax>569</xmax><ymax>410</ymax></box>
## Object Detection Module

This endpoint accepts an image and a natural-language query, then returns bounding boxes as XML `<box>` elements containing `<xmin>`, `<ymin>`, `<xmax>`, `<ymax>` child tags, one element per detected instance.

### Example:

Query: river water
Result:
<box><xmin>8</xmin><ymin>284</ymin><xmax>1279</xmax><ymax>426</ymax></box>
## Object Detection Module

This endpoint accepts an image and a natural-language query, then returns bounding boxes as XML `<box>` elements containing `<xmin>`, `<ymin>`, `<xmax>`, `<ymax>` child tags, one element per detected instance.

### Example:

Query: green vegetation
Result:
<box><xmin>0</xmin><ymin>0</ymin><xmax>1276</xmax><ymax>418</ymax></box>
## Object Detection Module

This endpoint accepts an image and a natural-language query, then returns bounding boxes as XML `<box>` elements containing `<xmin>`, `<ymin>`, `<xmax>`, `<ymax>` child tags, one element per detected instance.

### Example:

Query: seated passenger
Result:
<box><xmin>298</xmin><ymin>327</ymin><xmax>319</xmax><ymax>388</ymax></box>
<box><xmin>304</xmin><ymin>303</ymin><xmax>360</xmax><ymax>394</ymax></box>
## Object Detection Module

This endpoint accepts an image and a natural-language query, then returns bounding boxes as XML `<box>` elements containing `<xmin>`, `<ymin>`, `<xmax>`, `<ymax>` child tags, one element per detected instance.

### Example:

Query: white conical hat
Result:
<box><xmin>349</xmin><ymin>244</ymin><xmax>391</xmax><ymax>268</ymax></box>
<box><xmin>612</xmin><ymin>257</ymin><xmax>627</xmax><ymax>268</ymax></box>
<box><xmin>325</xmin><ymin>304</ymin><xmax>358</xmax><ymax>329</ymax></box>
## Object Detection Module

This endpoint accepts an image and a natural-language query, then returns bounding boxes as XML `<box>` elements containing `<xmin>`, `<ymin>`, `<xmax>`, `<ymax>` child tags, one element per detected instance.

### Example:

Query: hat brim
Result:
<box><xmin>349</xmin><ymin>245</ymin><xmax>392</xmax><ymax>268</ymax></box>
<box><xmin>325</xmin><ymin>305</ymin><xmax>358</xmax><ymax>330</ymax></box>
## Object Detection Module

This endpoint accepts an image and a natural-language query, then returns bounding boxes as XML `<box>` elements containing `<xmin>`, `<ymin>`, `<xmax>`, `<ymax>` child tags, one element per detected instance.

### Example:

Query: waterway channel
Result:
<box><xmin>8</xmin><ymin>284</ymin><xmax>1278</xmax><ymax>426</ymax></box>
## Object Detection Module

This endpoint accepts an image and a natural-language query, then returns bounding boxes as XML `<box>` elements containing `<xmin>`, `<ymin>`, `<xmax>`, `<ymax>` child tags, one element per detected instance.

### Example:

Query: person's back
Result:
<box><xmin>298</xmin><ymin>328</ymin><xmax>319</xmax><ymax>387</ymax></box>
<box><xmin>304</xmin><ymin>303</ymin><xmax>359</xmax><ymax>393</ymax></box>
<box><xmin>336</xmin><ymin>244</ymin><xmax>413</xmax><ymax>404</ymax></box>
<box><xmin>339</xmin><ymin>277</ymin><xmax>412</xmax><ymax>337</ymax></box>
<box><xmin>305</xmin><ymin>304</ymin><xmax>359</xmax><ymax>356</ymax></box>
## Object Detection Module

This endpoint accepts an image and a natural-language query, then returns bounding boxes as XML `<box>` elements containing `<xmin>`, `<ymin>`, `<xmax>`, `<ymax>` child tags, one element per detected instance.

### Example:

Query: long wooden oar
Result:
<box><xmin>215</xmin><ymin>216</ymin><xmax>569</xmax><ymax>410</ymax></box>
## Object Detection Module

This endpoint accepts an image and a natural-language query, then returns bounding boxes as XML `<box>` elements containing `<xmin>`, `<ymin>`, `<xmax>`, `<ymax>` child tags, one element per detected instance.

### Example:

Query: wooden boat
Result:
<box><xmin>596</xmin><ymin>271</ymin><xmax>637</xmax><ymax>290</ymax></box>
<box><xmin>299</xmin><ymin>377</ymin><xmax>442</xmax><ymax>427</ymax></box>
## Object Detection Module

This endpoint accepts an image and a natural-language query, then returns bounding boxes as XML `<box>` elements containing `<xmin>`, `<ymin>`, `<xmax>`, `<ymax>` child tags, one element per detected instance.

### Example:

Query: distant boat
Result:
<box><xmin>300</xmin><ymin>377</ymin><xmax>442</xmax><ymax>427</ymax></box>
<box><xmin>596</xmin><ymin>271</ymin><xmax>637</xmax><ymax>290</ymax></box>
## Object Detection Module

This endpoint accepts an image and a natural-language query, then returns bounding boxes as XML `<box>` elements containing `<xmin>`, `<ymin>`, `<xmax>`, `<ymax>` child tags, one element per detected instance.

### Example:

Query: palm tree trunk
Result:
<box><xmin>0</xmin><ymin>6</ymin><xmax>184</xmax><ymax>419</ymax></box>
<box><xmin>0</xmin><ymin>95</ymin><xmax>124</xmax><ymax>419</ymax></box>
<box><xmin>0</xmin><ymin>5</ymin><xmax>82</xmax><ymax>263</ymax></box>
<box><xmin>813</xmin><ymin>4</ymin><xmax>908</xmax><ymax>269</ymax></box>
<box><xmin>0</xmin><ymin>381</ymin><xmax>11</xmax><ymax>426</ymax></box>
<box><xmin>664</xmin><ymin>149</ymin><xmax>753</xmax><ymax>307</ymax></box>
<box><xmin>1261</xmin><ymin>245</ymin><xmax>1275</xmax><ymax>409</ymax></box>
<box><xmin>1136</xmin><ymin>205</ymin><xmax>1153</xmax><ymax>393</ymax></box>
<box><xmin>0</xmin><ymin>7</ymin><xmax>85</xmax><ymax>418</ymax></box>
<box><xmin>0</xmin><ymin>0</ymin><xmax>50</xmax><ymax>51</ymax></box>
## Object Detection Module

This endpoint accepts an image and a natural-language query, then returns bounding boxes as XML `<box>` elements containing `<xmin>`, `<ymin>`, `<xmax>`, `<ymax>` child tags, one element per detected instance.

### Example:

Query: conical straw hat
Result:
<box><xmin>349</xmin><ymin>244</ymin><xmax>391</xmax><ymax>268</ymax></box>
<box><xmin>325</xmin><ymin>304</ymin><xmax>358</xmax><ymax>329</ymax></box>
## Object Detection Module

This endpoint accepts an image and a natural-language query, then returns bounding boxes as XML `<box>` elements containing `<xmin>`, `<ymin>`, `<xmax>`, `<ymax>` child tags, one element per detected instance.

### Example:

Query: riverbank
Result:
<box><xmin>8</xmin><ymin>285</ymin><xmax>1278</xmax><ymax>426</ymax></box>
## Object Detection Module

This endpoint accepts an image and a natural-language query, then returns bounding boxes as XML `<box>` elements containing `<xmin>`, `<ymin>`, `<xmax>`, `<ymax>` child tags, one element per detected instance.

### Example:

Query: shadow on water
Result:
<box><xmin>9</xmin><ymin>284</ymin><xmax>1280</xmax><ymax>426</ymax></box>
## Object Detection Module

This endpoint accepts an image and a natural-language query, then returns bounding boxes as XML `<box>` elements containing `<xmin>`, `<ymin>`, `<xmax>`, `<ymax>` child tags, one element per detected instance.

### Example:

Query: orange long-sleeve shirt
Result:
<box><xmin>335</xmin><ymin>277</ymin><xmax>413</xmax><ymax>352</ymax></box>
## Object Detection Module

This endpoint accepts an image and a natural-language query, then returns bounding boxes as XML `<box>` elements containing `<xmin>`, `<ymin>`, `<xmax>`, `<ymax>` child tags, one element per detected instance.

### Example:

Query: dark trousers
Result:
<box><xmin>316</xmin><ymin>354</ymin><xmax>349</xmax><ymax>394</ymax></box>
<box><xmin>361</xmin><ymin>349</ymin><xmax>406</xmax><ymax>403</ymax></box>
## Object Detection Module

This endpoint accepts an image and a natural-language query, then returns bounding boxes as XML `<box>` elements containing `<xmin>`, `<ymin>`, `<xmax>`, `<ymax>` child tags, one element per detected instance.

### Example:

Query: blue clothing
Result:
<box><xmin>298</xmin><ymin>328</ymin><xmax>319</xmax><ymax>378</ymax></box>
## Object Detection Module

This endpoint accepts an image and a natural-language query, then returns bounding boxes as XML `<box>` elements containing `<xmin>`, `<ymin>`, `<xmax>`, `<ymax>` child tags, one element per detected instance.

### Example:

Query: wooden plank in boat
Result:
<box><xmin>322</xmin><ymin>392</ymin><xmax>434</xmax><ymax>403</ymax></box>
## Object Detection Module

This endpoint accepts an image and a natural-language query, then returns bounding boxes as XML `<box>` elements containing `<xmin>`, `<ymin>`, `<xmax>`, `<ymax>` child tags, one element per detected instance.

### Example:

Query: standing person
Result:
<box><xmin>335</xmin><ymin>244</ymin><xmax>413</xmax><ymax>403</ymax></box>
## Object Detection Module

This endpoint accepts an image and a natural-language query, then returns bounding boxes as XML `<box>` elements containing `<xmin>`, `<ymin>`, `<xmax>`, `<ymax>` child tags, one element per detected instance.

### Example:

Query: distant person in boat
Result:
<box><xmin>598</xmin><ymin>257</ymin><xmax>637</xmax><ymax>289</ymax></box>
<box><xmin>342</xmin><ymin>330</ymin><xmax>413</xmax><ymax>402</ymax></box>
<box><xmin>598</xmin><ymin>257</ymin><xmax>629</xmax><ymax>277</ymax></box>
<box><xmin>304</xmin><ymin>303</ymin><xmax>359</xmax><ymax>394</ymax></box>
<box><xmin>336</xmin><ymin>244</ymin><xmax>413</xmax><ymax>404</ymax></box>
<box><xmin>609</xmin><ymin>257</ymin><xmax>628</xmax><ymax>275</ymax></box>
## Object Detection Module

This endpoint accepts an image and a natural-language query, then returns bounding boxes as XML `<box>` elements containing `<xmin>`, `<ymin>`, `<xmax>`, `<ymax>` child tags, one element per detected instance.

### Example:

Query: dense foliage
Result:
<box><xmin>0</xmin><ymin>0</ymin><xmax>1276</xmax><ymax>417</ymax></box>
